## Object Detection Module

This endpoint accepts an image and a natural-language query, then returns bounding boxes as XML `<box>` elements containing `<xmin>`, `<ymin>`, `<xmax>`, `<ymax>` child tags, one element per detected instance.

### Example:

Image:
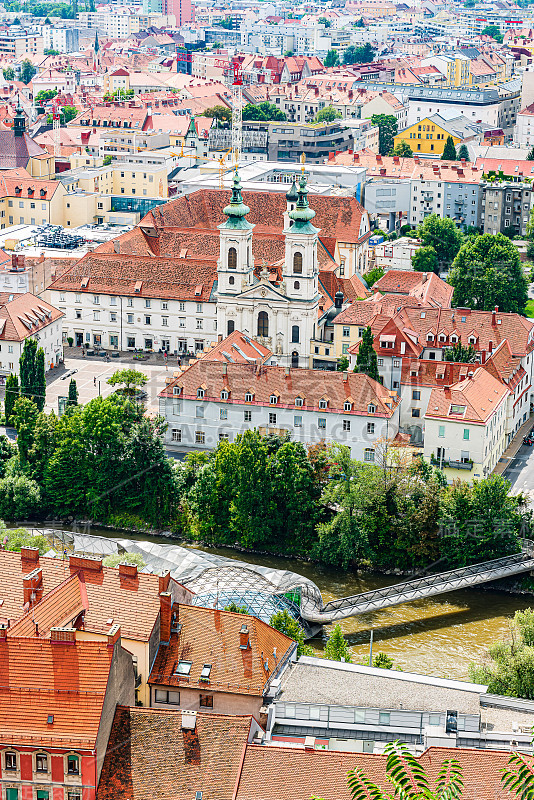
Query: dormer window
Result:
<box><xmin>319</xmin><ymin>398</ymin><xmax>328</xmax><ymax>409</ymax></box>
<box><xmin>173</xmin><ymin>386</ymin><xmax>181</xmax><ymax>395</ymax></box>
<box><xmin>295</xmin><ymin>396</ymin><xmax>304</xmax><ymax>407</ymax></box>
<box><xmin>15</xmin><ymin>186</ymin><xmax>21</xmax><ymax>194</ymax></box>
<box><xmin>28</xmin><ymin>186</ymin><xmax>34</xmax><ymax>195</ymax></box>
<box><xmin>368</xmin><ymin>403</ymin><xmax>376</xmax><ymax>414</ymax></box>
<box><xmin>427</xmin><ymin>333</ymin><xmax>434</xmax><ymax>341</ymax></box>
<box><xmin>221</xmin><ymin>390</ymin><xmax>229</xmax><ymax>400</ymax></box>
<box><xmin>245</xmin><ymin>392</ymin><xmax>253</xmax><ymax>402</ymax></box>
<box><xmin>270</xmin><ymin>394</ymin><xmax>278</xmax><ymax>405</ymax></box>
<box><xmin>450</xmin><ymin>335</ymin><xmax>458</xmax><ymax>343</ymax></box>
<box><xmin>197</xmin><ymin>388</ymin><xmax>205</xmax><ymax>399</ymax></box>
<box><xmin>40</xmin><ymin>189</ymin><xmax>46</xmax><ymax>197</ymax></box>
<box><xmin>468</xmin><ymin>336</ymin><xmax>476</xmax><ymax>345</ymax></box>
<box><xmin>438</xmin><ymin>334</ymin><xmax>446</xmax><ymax>342</ymax></box>
<box><xmin>344</xmin><ymin>401</ymin><xmax>352</xmax><ymax>412</ymax></box>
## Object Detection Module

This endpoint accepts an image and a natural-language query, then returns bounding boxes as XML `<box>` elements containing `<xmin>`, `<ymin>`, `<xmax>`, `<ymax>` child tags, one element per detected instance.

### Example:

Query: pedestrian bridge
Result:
<box><xmin>299</xmin><ymin>541</ymin><xmax>534</xmax><ymax>625</ymax></box>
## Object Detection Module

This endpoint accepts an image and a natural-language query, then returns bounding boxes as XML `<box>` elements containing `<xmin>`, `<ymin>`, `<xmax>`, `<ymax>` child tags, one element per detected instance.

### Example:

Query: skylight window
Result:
<box><xmin>450</xmin><ymin>404</ymin><xmax>466</xmax><ymax>415</ymax></box>
<box><xmin>200</xmin><ymin>664</ymin><xmax>212</xmax><ymax>679</ymax></box>
<box><xmin>176</xmin><ymin>660</ymin><xmax>192</xmax><ymax>676</ymax></box>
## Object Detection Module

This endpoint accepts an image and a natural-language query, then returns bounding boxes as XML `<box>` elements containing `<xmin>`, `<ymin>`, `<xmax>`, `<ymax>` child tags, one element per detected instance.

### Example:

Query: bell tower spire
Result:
<box><xmin>217</xmin><ymin>168</ymin><xmax>255</xmax><ymax>302</ymax></box>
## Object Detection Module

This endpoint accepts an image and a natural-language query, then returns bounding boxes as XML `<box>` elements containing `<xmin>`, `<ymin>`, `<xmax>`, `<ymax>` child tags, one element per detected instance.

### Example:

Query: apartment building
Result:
<box><xmin>407</xmin><ymin>85</ymin><xmax>519</xmax><ymax>130</ymax></box>
<box><xmin>59</xmin><ymin>163</ymin><xmax>168</xmax><ymax>201</ymax></box>
<box><xmin>423</xmin><ymin>367</ymin><xmax>508</xmax><ymax>480</ymax></box>
<box><xmin>41</xmin><ymin>25</ymin><xmax>79</xmax><ymax>54</ymax></box>
<box><xmin>77</xmin><ymin>11</ymin><xmax>132</xmax><ymax>38</ymax></box>
<box><xmin>159</xmin><ymin>359</ymin><xmax>399</xmax><ymax>457</ymax></box>
<box><xmin>481</xmin><ymin>180</ymin><xmax>533</xmax><ymax>236</ymax></box>
<box><xmin>0</xmin><ymin>292</ymin><xmax>63</xmax><ymax>376</ymax></box>
<box><xmin>409</xmin><ymin>161</ymin><xmax>484</xmax><ymax>229</ymax></box>
<box><xmin>0</xmin><ymin>32</ymin><xmax>43</xmax><ymax>58</ymax></box>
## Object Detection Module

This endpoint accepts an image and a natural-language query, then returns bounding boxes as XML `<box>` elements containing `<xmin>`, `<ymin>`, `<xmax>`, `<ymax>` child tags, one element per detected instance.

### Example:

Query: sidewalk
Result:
<box><xmin>63</xmin><ymin>347</ymin><xmax>193</xmax><ymax>367</ymax></box>
<box><xmin>493</xmin><ymin>413</ymin><xmax>534</xmax><ymax>476</ymax></box>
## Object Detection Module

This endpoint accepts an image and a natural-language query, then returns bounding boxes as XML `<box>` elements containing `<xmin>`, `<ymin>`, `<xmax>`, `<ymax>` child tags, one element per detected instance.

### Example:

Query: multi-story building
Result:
<box><xmin>158</xmin><ymin>358</ymin><xmax>399</xmax><ymax>456</ymax></box>
<box><xmin>41</xmin><ymin>25</ymin><xmax>79</xmax><ymax>53</ymax></box>
<box><xmin>77</xmin><ymin>11</ymin><xmax>132</xmax><ymax>38</ymax></box>
<box><xmin>409</xmin><ymin>161</ymin><xmax>484</xmax><ymax>229</ymax></box>
<box><xmin>149</xmin><ymin>603</ymin><xmax>296</xmax><ymax>716</ymax></box>
<box><xmin>0</xmin><ymin>292</ymin><xmax>63</xmax><ymax>377</ymax></box>
<box><xmin>0</xmin><ymin>32</ymin><xmax>43</xmax><ymax>58</ymax></box>
<box><xmin>481</xmin><ymin>180</ymin><xmax>533</xmax><ymax>237</ymax></box>
<box><xmin>0</xmin><ymin>629</ymin><xmax>134</xmax><ymax>800</ymax></box>
<box><xmin>59</xmin><ymin>163</ymin><xmax>168</xmax><ymax>202</ymax></box>
<box><xmin>406</xmin><ymin>85</ymin><xmax>520</xmax><ymax>131</ymax></box>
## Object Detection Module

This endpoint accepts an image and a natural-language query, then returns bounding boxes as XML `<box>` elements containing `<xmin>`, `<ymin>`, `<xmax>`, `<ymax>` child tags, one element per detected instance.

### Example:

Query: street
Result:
<box><xmin>503</xmin><ymin>441</ymin><xmax>534</xmax><ymax>505</ymax></box>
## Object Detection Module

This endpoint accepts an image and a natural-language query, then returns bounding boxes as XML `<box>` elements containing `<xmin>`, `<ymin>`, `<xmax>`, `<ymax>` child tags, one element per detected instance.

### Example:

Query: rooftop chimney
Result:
<box><xmin>23</xmin><ymin>568</ymin><xmax>43</xmax><ymax>606</ymax></box>
<box><xmin>20</xmin><ymin>546</ymin><xmax>39</xmax><ymax>569</ymax></box>
<box><xmin>118</xmin><ymin>562</ymin><xmax>138</xmax><ymax>578</ymax></box>
<box><xmin>492</xmin><ymin>305</ymin><xmax>498</xmax><ymax>326</ymax></box>
<box><xmin>69</xmin><ymin>554</ymin><xmax>103</xmax><ymax>572</ymax></box>
<box><xmin>181</xmin><ymin>710</ymin><xmax>197</xmax><ymax>731</ymax></box>
<box><xmin>334</xmin><ymin>290</ymin><xmax>344</xmax><ymax>310</ymax></box>
<box><xmin>159</xmin><ymin>570</ymin><xmax>171</xmax><ymax>594</ymax></box>
<box><xmin>239</xmin><ymin>623</ymin><xmax>250</xmax><ymax>650</ymax></box>
<box><xmin>107</xmin><ymin>623</ymin><xmax>121</xmax><ymax>648</ymax></box>
<box><xmin>159</xmin><ymin>591</ymin><xmax>172</xmax><ymax>645</ymax></box>
<box><xmin>0</xmin><ymin>624</ymin><xmax>7</xmax><ymax>642</ymax></box>
<box><xmin>51</xmin><ymin>627</ymin><xmax>76</xmax><ymax>644</ymax></box>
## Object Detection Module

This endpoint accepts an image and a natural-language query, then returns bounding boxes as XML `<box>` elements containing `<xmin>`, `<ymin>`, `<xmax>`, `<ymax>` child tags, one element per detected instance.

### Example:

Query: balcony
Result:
<box><xmin>430</xmin><ymin>455</ymin><xmax>473</xmax><ymax>470</ymax></box>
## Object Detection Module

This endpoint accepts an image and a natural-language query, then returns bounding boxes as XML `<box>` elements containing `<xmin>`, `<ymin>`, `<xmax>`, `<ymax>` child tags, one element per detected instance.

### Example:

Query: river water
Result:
<box><xmin>37</xmin><ymin>525</ymin><xmax>534</xmax><ymax>680</ymax></box>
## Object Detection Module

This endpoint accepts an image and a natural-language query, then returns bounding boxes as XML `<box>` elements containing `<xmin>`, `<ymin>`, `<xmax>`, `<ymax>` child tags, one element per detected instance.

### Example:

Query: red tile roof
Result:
<box><xmin>0</xmin><ymin>636</ymin><xmax>113</xmax><ymax>748</ymax></box>
<box><xmin>7</xmin><ymin>572</ymin><xmax>88</xmax><ymax>638</ymax></box>
<box><xmin>97</xmin><ymin>706</ymin><xmax>254</xmax><ymax>800</ymax></box>
<box><xmin>373</xmin><ymin>270</ymin><xmax>454</xmax><ymax>308</ymax></box>
<box><xmin>234</xmin><ymin>744</ymin><xmax>521</xmax><ymax>800</ymax></box>
<box><xmin>0</xmin><ymin>292</ymin><xmax>64</xmax><ymax>343</ymax></box>
<box><xmin>425</xmin><ymin>366</ymin><xmax>509</xmax><ymax>424</ymax></box>
<box><xmin>160</xmin><ymin>360</ymin><xmax>397</xmax><ymax>417</ymax></box>
<box><xmin>199</xmin><ymin>330</ymin><xmax>272</xmax><ymax>365</ymax></box>
<box><xmin>0</xmin><ymin>550</ymin><xmax>162</xmax><ymax>642</ymax></box>
<box><xmin>149</xmin><ymin>604</ymin><xmax>294</xmax><ymax>696</ymax></box>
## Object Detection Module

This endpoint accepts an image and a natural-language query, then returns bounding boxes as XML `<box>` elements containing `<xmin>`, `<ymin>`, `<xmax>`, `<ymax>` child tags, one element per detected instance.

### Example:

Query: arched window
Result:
<box><xmin>291</xmin><ymin>351</ymin><xmax>299</xmax><ymax>368</ymax></box>
<box><xmin>229</xmin><ymin>276</ymin><xmax>235</xmax><ymax>285</ymax></box>
<box><xmin>344</xmin><ymin>401</ymin><xmax>352</xmax><ymax>412</ymax></box>
<box><xmin>257</xmin><ymin>311</ymin><xmax>269</xmax><ymax>337</ymax></box>
<box><xmin>228</xmin><ymin>247</ymin><xmax>237</xmax><ymax>270</ymax></box>
<box><xmin>293</xmin><ymin>252</ymin><xmax>303</xmax><ymax>274</ymax></box>
<box><xmin>291</xmin><ymin>325</ymin><xmax>299</xmax><ymax>343</ymax></box>
<box><xmin>227</xmin><ymin>320</ymin><xmax>235</xmax><ymax>335</ymax></box>
<box><xmin>221</xmin><ymin>390</ymin><xmax>229</xmax><ymax>400</ymax></box>
<box><xmin>67</xmin><ymin>754</ymin><xmax>80</xmax><ymax>775</ymax></box>
<box><xmin>270</xmin><ymin>394</ymin><xmax>278</xmax><ymax>405</ymax></box>
<box><xmin>294</xmin><ymin>280</ymin><xmax>300</xmax><ymax>290</ymax></box>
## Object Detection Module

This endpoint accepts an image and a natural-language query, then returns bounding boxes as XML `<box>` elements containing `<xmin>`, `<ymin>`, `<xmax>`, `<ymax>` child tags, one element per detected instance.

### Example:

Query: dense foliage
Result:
<box><xmin>469</xmin><ymin>609</ymin><xmax>534</xmax><ymax>699</ymax></box>
<box><xmin>449</xmin><ymin>233</ymin><xmax>528</xmax><ymax>314</ymax></box>
<box><xmin>242</xmin><ymin>102</ymin><xmax>286</xmax><ymax>122</ymax></box>
<box><xmin>1</xmin><ymin>396</ymin><xmax>528</xmax><ymax>573</ymax></box>
<box><xmin>441</xmin><ymin>135</ymin><xmax>457</xmax><ymax>161</ymax></box>
<box><xmin>417</xmin><ymin>213</ymin><xmax>463</xmax><ymax>271</ymax></box>
<box><xmin>371</xmin><ymin>114</ymin><xmax>398</xmax><ymax>156</ymax></box>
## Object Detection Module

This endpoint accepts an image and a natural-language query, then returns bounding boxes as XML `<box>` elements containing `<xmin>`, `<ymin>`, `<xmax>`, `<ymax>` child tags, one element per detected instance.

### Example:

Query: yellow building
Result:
<box><xmin>394</xmin><ymin>116</ymin><xmax>461</xmax><ymax>156</ymax></box>
<box><xmin>60</xmin><ymin>162</ymin><xmax>169</xmax><ymax>200</ymax></box>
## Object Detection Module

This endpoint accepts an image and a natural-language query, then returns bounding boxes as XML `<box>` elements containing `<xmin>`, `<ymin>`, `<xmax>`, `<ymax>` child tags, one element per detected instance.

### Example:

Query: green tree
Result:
<box><xmin>269</xmin><ymin>609</ymin><xmax>312</xmax><ymax>658</ymax></box>
<box><xmin>4</xmin><ymin>373</ymin><xmax>19</xmax><ymax>426</ymax></box>
<box><xmin>202</xmin><ymin>104</ymin><xmax>231</xmax><ymax>123</ymax></box>
<box><xmin>442</xmin><ymin>343</ymin><xmax>477</xmax><ymax>362</ymax></box>
<box><xmin>390</xmin><ymin>140</ymin><xmax>413</xmax><ymax>157</ymax></box>
<box><xmin>528</xmin><ymin>146</ymin><xmax>534</xmax><ymax>161</ymax></box>
<box><xmin>417</xmin><ymin>213</ymin><xmax>463</xmax><ymax>271</ymax></box>
<box><xmin>354</xmin><ymin>17</ymin><xmax>365</xmax><ymax>26</ymax></box>
<box><xmin>3</xmin><ymin>527</ymin><xmax>48</xmax><ymax>553</ymax></box>
<box><xmin>47</xmin><ymin>105</ymin><xmax>77</xmax><ymax>124</ymax></box>
<box><xmin>439</xmin><ymin>475</ymin><xmax>525</xmax><ymax>568</ymax></box>
<box><xmin>102</xmin><ymin>552</ymin><xmax>146</xmax><ymax>568</ymax></box>
<box><xmin>324</xmin><ymin>624</ymin><xmax>353</xmax><ymax>662</ymax></box>
<box><xmin>373</xmin><ymin>651</ymin><xmax>394</xmax><ymax>669</ymax></box>
<box><xmin>363</xmin><ymin>265</ymin><xmax>384</xmax><ymax>288</ymax></box>
<box><xmin>44</xmin><ymin>48</ymin><xmax>60</xmax><ymax>54</ymax></box>
<box><xmin>0</xmin><ymin>435</ymin><xmax>16</xmax><ymax>476</ymax></box>
<box><xmin>337</xmin><ymin>355</ymin><xmax>349</xmax><ymax>372</ymax></box>
<box><xmin>0</xmin><ymin>475</ymin><xmax>41</xmax><ymax>520</ymax></box>
<box><xmin>324</xmin><ymin>48</ymin><xmax>339</xmax><ymax>68</ymax></box>
<box><xmin>441</xmin><ymin>134</ymin><xmax>457</xmax><ymax>160</ymax></box>
<box><xmin>318</xmin><ymin>16</ymin><xmax>331</xmax><ymax>27</ymax></box>
<box><xmin>411</xmin><ymin>245</ymin><xmax>438</xmax><ymax>274</ymax></box>
<box><xmin>107</xmin><ymin>368</ymin><xmax>147</xmax><ymax>396</ymax></box>
<box><xmin>314</xmin><ymin>105</ymin><xmax>342</xmax><ymax>124</ymax></box>
<box><xmin>2</xmin><ymin>66</ymin><xmax>14</xmax><ymax>80</ymax></box>
<box><xmin>20</xmin><ymin>337</ymin><xmax>45</xmax><ymax>410</ymax></box>
<box><xmin>218</xmin><ymin>16</ymin><xmax>233</xmax><ymax>28</ymax></box>
<box><xmin>448</xmin><ymin>232</ymin><xmax>528</xmax><ymax>314</ymax></box>
<box><xmin>103</xmin><ymin>88</ymin><xmax>134</xmax><ymax>101</ymax></box>
<box><xmin>482</xmin><ymin>24</ymin><xmax>503</xmax><ymax>43</ymax></box>
<box><xmin>12</xmin><ymin>397</ymin><xmax>39</xmax><ymax>468</ymax></box>
<box><xmin>354</xmin><ymin>326</ymin><xmax>381</xmax><ymax>383</ymax></box>
<box><xmin>347</xmin><ymin>741</ymin><xmax>464</xmax><ymax>800</ymax></box>
<box><xmin>20</xmin><ymin>59</ymin><xmax>37</xmax><ymax>85</ymax></box>
<box><xmin>343</xmin><ymin>43</ymin><xmax>375</xmax><ymax>64</ymax></box>
<box><xmin>68</xmin><ymin>378</ymin><xmax>78</xmax><ymax>406</ymax></box>
<box><xmin>457</xmin><ymin>143</ymin><xmax>470</xmax><ymax>161</ymax></box>
<box><xmin>242</xmin><ymin>102</ymin><xmax>286</xmax><ymax>122</ymax></box>
<box><xmin>35</xmin><ymin>88</ymin><xmax>57</xmax><ymax>106</ymax></box>
<box><xmin>103</xmin><ymin>154</ymin><xmax>112</xmax><ymax>165</ymax></box>
<box><xmin>371</xmin><ymin>114</ymin><xmax>398</xmax><ymax>156</ymax></box>
<box><xmin>224</xmin><ymin>601</ymin><xmax>248</xmax><ymax>613</ymax></box>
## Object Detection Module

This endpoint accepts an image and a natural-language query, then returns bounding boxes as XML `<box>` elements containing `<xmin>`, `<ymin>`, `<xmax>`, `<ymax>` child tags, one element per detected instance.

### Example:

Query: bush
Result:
<box><xmin>67</xmin><ymin>336</ymin><xmax>73</xmax><ymax>347</ymax></box>
<box><xmin>0</xmin><ymin>475</ymin><xmax>41</xmax><ymax>521</ymax></box>
<box><xmin>102</xmin><ymin>552</ymin><xmax>146</xmax><ymax>568</ymax></box>
<box><xmin>3</xmin><ymin>526</ymin><xmax>49</xmax><ymax>554</ymax></box>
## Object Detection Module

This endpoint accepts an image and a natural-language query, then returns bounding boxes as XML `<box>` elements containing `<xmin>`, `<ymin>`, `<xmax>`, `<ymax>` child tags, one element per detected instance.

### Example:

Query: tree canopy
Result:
<box><xmin>242</xmin><ymin>102</ymin><xmax>286</xmax><ymax>122</ymax></box>
<box><xmin>324</xmin><ymin>49</ymin><xmax>339</xmax><ymax>68</ymax></box>
<box><xmin>20</xmin><ymin>59</ymin><xmax>36</xmax><ymax>85</ymax></box>
<box><xmin>202</xmin><ymin>104</ymin><xmax>231</xmax><ymax>123</ymax></box>
<box><xmin>448</xmin><ymin>232</ymin><xmax>528</xmax><ymax>314</ymax></box>
<box><xmin>390</xmin><ymin>141</ymin><xmax>413</xmax><ymax>157</ymax></box>
<box><xmin>354</xmin><ymin>326</ymin><xmax>381</xmax><ymax>383</ymax></box>
<box><xmin>343</xmin><ymin>43</ymin><xmax>375</xmax><ymax>64</ymax></box>
<box><xmin>482</xmin><ymin>24</ymin><xmax>503</xmax><ymax>42</ymax></box>
<box><xmin>411</xmin><ymin>245</ymin><xmax>438</xmax><ymax>274</ymax></box>
<box><xmin>417</xmin><ymin>214</ymin><xmax>463</xmax><ymax>271</ymax></box>
<box><xmin>371</xmin><ymin>114</ymin><xmax>398</xmax><ymax>156</ymax></box>
<box><xmin>314</xmin><ymin>106</ymin><xmax>342</xmax><ymax>124</ymax></box>
<box><xmin>457</xmin><ymin>143</ymin><xmax>470</xmax><ymax>161</ymax></box>
<box><xmin>441</xmin><ymin>135</ymin><xmax>457</xmax><ymax>160</ymax></box>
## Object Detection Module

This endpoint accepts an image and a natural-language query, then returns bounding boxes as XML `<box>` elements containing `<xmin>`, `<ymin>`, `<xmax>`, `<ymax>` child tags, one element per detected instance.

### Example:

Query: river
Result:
<box><xmin>36</xmin><ymin>525</ymin><xmax>534</xmax><ymax>680</ymax></box>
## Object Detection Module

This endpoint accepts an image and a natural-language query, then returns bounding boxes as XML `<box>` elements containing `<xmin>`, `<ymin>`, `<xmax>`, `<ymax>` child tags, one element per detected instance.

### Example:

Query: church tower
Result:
<box><xmin>217</xmin><ymin>169</ymin><xmax>254</xmax><ymax>296</ymax></box>
<box><xmin>283</xmin><ymin>174</ymin><xmax>320</xmax><ymax>304</ymax></box>
<box><xmin>13</xmin><ymin>104</ymin><xmax>25</xmax><ymax>138</ymax></box>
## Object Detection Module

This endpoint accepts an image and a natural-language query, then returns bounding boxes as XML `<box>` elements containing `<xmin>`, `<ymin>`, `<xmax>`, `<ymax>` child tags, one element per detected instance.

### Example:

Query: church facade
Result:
<box><xmin>216</xmin><ymin>172</ymin><xmax>321</xmax><ymax>368</ymax></box>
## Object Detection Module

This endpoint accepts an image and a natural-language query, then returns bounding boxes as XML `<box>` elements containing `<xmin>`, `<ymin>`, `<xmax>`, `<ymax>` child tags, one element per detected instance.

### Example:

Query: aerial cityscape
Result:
<box><xmin>5</xmin><ymin>0</ymin><xmax>534</xmax><ymax>796</ymax></box>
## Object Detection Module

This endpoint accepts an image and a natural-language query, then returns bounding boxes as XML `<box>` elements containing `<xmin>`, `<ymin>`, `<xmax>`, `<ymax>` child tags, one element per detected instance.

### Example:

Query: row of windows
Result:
<box><xmin>154</xmin><ymin>689</ymin><xmax>213</xmax><ymax>707</ymax></box>
<box><xmin>189</xmin><ymin>406</ymin><xmax>378</xmax><ymax>433</ymax></box>
<box><xmin>178</xmin><ymin>387</ymin><xmax>378</xmax><ymax>415</ymax></box>
<box><xmin>60</xmin><ymin>294</ymin><xmax>201</xmax><ymax>313</ymax></box>
<box><xmin>3</xmin><ymin>752</ymin><xmax>79</xmax><ymax>775</ymax></box>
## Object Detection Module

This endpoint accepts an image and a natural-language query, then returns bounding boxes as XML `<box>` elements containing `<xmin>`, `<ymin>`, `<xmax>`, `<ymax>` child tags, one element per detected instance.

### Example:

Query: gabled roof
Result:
<box><xmin>0</xmin><ymin>636</ymin><xmax>114</xmax><ymax>748</ymax></box>
<box><xmin>149</xmin><ymin>604</ymin><xmax>294</xmax><ymax>696</ymax></box>
<box><xmin>97</xmin><ymin>707</ymin><xmax>255</xmax><ymax>800</ymax></box>
<box><xmin>425</xmin><ymin>367</ymin><xmax>509</xmax><ymax>424</ymax></box>
<box><xmin>0</xmin><ymin>292</ymin><xmax>63</xmax><ymax>342</ymax></box>
<box><xmin>199</xmin><ymin>330</ymin><xmax>272</xmax><ymax>365</ymax></box>
<box><xmin>7</xmin><ymin>572</ymin><xmax>88</xmax><ymax>638</ymax></box>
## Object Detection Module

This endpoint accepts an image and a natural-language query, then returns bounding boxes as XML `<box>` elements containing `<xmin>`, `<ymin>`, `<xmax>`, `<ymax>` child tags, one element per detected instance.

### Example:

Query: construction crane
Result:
<box><xmin>52</xmin><ymin>99</ymin><xmax>62</xmax><ymax>159</ymax></box>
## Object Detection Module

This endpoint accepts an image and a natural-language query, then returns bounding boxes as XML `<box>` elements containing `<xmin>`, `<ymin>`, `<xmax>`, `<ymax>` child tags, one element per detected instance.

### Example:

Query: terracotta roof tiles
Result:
<box><xmin>7</xmin><ymin>572</ymin><xmax>88</xmax><ymax>638</ymax></box>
